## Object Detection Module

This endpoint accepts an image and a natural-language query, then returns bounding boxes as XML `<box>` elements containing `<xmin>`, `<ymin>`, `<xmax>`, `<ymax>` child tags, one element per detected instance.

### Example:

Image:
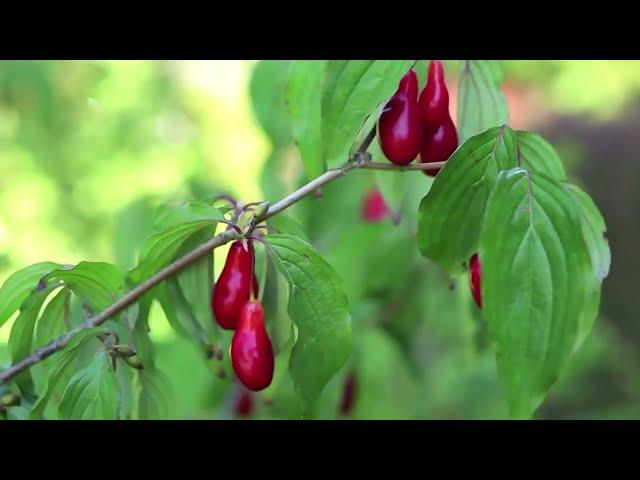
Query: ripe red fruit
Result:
<box><xmin>230</xmin><ymin>301</ymin><xmax>274</xmax><ymax>392</ymax></box>
<box><xmin>469</xmin><ymin>254</ymin><xmax>482</xmax><ymax>308</ymax></box>
<box><xmin>338</xmin><ymin>371</ymin><xmax>357</xmax><ymax>416</ymax></box>
<box><xmin>420</xmin><ymin>116</ymin><xmax>458</xmax><ymax>177</ymax></box>
<box><xmin>377</xmin><ymin>69</ymin><xmax>422</xmax><ymax>166</ymax></box>
<box><xmin>233</xmin><ymin>390</ymin><xmax>254</xmax><ymax>418</ymax></box>
<box><xmin>212</xmin><ymin>240</ymin><xmax>255</xmax><ymax>330</ymax></box>
<box><xmin>419</xmin><ymin>60</ymin><xmax>450</xmax><ymax>131</ymax></box>
<box><xmin>361</xmin><ymin>187</ymin><xmax>389</xmax><ymax>223</ymax></box>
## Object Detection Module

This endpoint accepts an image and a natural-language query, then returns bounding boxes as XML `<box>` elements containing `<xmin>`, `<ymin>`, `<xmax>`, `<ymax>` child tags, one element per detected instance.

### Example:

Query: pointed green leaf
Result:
<box><xmin>458</xmin><ymin>60</ymin><xmax>509</xmax><ymax>142</ymax></box>
<box><xmin>265</xmin><ymin>234</ymin><xmax>352</xmax><ymax>405</ymax></box>
<box><xmin>136</xmin><ymin>367</ymin><xmax>174</xmax><ymax>419</ymax></box>
<box><xmin>153</xmin><ymin>201</ymin><xmax>223</xmax><ymax>232</ymax></box>
<box><xmin>286</xmin><ymin>60</ymin><xmax>329</xmax><ymax>180</ymax></box>
<box><xmin>175</xmin><ymin>230</ymin><xmax>217</xmax><ymax>341</ymax></box>
<box><xmin>0</xmin><ymin>262</ymin><xmax>62</xmax><ymax>328</ymax></box>
<box><xmin>516</xmin><ymin>131</ymin><xmax>566</xmax><ymax>180</ymax></box>
<box><xmin>417</xmin><ymin>126</ymin><xmax>517</xmax><ymax>275</ymax></box>
<box><xmin>59</xmin><ymin>351</ymin><xmax>120</xmax><ymax>420</ymax></box>
<box><xmin>8</xmin><ymin>286</ymin><xmax>56</xmax><ymax>396</ymax></box>
<box><xmin>35</xmin><ymin>287</ymin><xmax>70</xmax><ymax>349</ymax></box>
<box><xmin>479</xmin><ymin>168</ymin><xmax>592</xmax><ymax>419</ymax></box>
<box><xmin>44</xmin><ymin>262</ymin><xmax>125</xmax><ymax>312</ymax></box>
<box><xmin>565</xmin><ymin>183</ymin><xmax>611</xmax><ymax>348</ymax></box>
<box><xmin>250</xmin><ymin>60</ymin><xmax>293</xmax><ymax>148</ymax></box>
<box><xmin>30</xmin><ymin>327</ymin><xmax>107</xmax><ymax>418</ymax></box>
<box><xmin>321</xmin><ymin>60</ymin><xmax>414</xmax><ymax>168</ymax></box>
<box><xmin>130</xmin><ymin>219</ymin><xmax>219</xmax><ymax>283</ymax></box>
<box><xmin>159</xmin><ymin>279</ymin><xmax>207</xmax><ymax>346</ymax></box>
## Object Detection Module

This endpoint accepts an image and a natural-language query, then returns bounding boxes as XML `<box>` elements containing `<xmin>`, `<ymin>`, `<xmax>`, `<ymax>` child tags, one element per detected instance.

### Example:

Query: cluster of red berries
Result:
<box><xmin>211</xmin><ymin>239</ymin><xmax>274</xmax><ymax>391</ymax></box>
<box><xmin>377</xmin><ymin>61</ymin><xmax>458</xmax><ymax>177</ymax></box>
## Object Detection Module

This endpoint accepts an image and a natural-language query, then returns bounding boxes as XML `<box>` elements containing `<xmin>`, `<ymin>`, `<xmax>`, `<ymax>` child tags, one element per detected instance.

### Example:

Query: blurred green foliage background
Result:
<box><xmin>1</xmin><ymin>60</ymin><xmax>638</xmax><ymax>419</ymax></box>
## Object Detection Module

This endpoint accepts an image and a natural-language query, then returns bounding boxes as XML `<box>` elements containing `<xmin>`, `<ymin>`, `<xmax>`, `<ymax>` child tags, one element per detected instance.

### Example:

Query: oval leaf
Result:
<box><xmin>44</xmin><ymin>262</ymin><xmax>125</xmax><ymax>312</ymax></box>
<box><xmin>137</xmin><ymin>366</ymin><xmax>174</xmax><ymax>419</ymax></box>
<box><xmin>565</xmin><ymin>183</ymin><xmax>611</xmax><ymax>349</ymax></box>
<box><xmin>479</xmin><ymin>168</ymin><xmax>592</xmax><ymax>419</ymax></box>
<box><xmin>8</xmin><ymin>286</ymin><xmax>56</xmax><ymax>397</ymax></box>
<box><xmin>130</xmin><ymin>219</ymin><xmax>218</xmax><ymax>283</ymax></box>
<box><xmin>517</xmin><ymin>131</ymin><xmax>566</xmax><ymax>180</ymax></box>
<box><xmin>59</xmin><ymin>351</ymin><xmax>120</xmax><ymax>420</ymax></box>
<box><xmin>250</xmin><ymin>60</ymin><xmax>293</xmax><ymax>148</ymax></box>
<box><xmin>265</xmin><ymin>234</ymin><xmax>352</xmax><ymax>405</ymax></box>
<box><xmin>0</xmin><ymin>262</ymin><xmax>62</xmax><ymax>328</ymax></box>
<box><xmin>29</xmin><ymin>327</ymin><xmax>107</xmax><ymax>419</ymax></box>
<box><xmin>458</xmin><ymin>60</ymin><xmax>509</xmax><ymax>142</ymax></box>
<box><xmin>286</xmin><ymin>60</ymin><xmax>329</xmax><ymax>180</ymax></box>
<box><xmin>321</xmin><ymin>60</ymin><xmax>414</xmax><ymax>168</ymax></box>
<box><xmin>417</xmin><ymin>126</ymin><xmax>517</xmax><ymax>275</ymax></box>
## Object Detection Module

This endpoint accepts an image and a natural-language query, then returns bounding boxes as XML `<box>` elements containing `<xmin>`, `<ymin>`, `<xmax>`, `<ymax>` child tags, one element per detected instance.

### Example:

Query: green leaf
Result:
<box><xmin>321</xmin><ymin>60</ymin><xmax>414</xmax><ymax>168</ymax></box>
<box><xmin>30</xmin><ymin>327</ymin><xmax>107</xmax><ymax>418</ymax></box>
<box><xmin>131</xmin><ymin>294</ymin><xmax>156</xmax><ymax>368</ymax></box>
<box><xmin>516</xmin><ymin>131</ymin><xmax>566</xmax><ymax>180</ymax></box>
<box><xmin>153</xmin><ymin>201</ymin><xmax>223</xmax><ymax>232</ymax></box>
<box><xmin>565</xmin><ymin>183</ymin><xmax>611</xmax><ymax>348</ymax></box>
<box><xmin>286</xmin><ymin>60</ymin><xmax>329</xmax><ymax>180</ymax></box>
<box><xmin>266</xmin><ymin>213</ymin><xmax>309</xmax><ymax>241</ymax></box>
<box><xmin>9</xmin><ymin>286</ymin><xmax>57</xmax><ymax>397</ymax></box>
<box><xmin>175</xmin><ymin>230</ymin><xmax>216</xmax><ymax>341</ymax></box>
<box><xmin>159</xmin><ymin>279</ymin><xmax>207</xmax><ymax>345</ymax></box>
<box><xmin>35</xmin><ymin>287</ymin><xmax>70</xmax><ymax>349</ymax></box>
<box><xmin>417</xmin><ymin>126</ymin><xmax>517</xmax><ymax>275</ymax></box>
<box><xmin>250</xmin><ymin>60</ymin><xmax>293</xmax><ymax>147</ymax></box>
<box><xmin>458</xmin><ymin>61</ymin><xmax>509</xmax><ymax>143</ymax></box>
<box><xmin>265</xmin><ymin>234</ymin><xmax>352</xmax><ymax>405</ymax></box>
<box><xmin>0</xmin><ymin>262</ymin><xmax>62</xmax><ymax>328</ymax></box>
<box><xmin>479</xmin><ymin>168</ymin><xmax>592</xmax><ymax>419</ymax></box>
<box><xmin>59</xmin><ymin>351</ymin><xmax>120</xmax><ymax>420</ymax></box>
<box><xmin>136</xmin><ymin>367</ymin><xmax>174</xmax><ymax>419</ymax></box>
<box><xmin>44</xmin><ymin>262</ymin><xmax>125</xmax><ymax>312</ymax></box>
<box><xmin>130</xmin><ymin>219</ymin><xmax>219</xmax><ymax>283</ymax></box>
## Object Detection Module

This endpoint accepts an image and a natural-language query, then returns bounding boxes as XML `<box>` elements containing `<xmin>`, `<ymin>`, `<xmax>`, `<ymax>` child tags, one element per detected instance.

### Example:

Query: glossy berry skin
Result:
<box><xmin>469</xmin><ymin>254</ymin><xmax>482</xmax><ymax>308</ymax></box>
<box><xmin>398</xmin><ymin>68</ymin><xmax>419</xmax><ymax>99</ymax></box>
<box><xmin>339</xmin><ymin>371</ymin><xmax>357</xmax><ymax>416</ymax></box>
<box><xmin>233</xmin><ymin>390</ymin><xmax>254</xmax><ymax>418</ymax></box>
<box><xmin>361</xmin><ymin>187</ymin><xmax>389</xmax><ymax>223</ymax></box>
<box><xmin>231</xmin><ymin>301</ymin><xmax>274</xmax><ymax>392</ymax></box>
<box><xmin>377</xmin><ymin>70</ymin><xmax>422</xmax><ymax>166</ymax></box>
<box><xmin>420</xmin><ymin>116</ymin><xmax>458</xmax><ymax>177</ymax></box>
<box><xmin>419</xmin><ymin>60</ymin><xmax>450</xmax><ymax>131</ymax></box>
<box><xmin>212</xmin><ymin>240</ymin><xmax>255</xmax><ymax>330</ymax></box>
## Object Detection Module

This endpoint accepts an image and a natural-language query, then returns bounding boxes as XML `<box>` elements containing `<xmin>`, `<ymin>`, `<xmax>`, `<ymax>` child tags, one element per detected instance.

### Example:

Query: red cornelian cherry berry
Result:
<box><xmin>230</xmin><ymin>301</ymin><xmax>274</xmax><ymax>392</ymax></box>
<box><xmin>233</xmin><ymin>389</ymin><xmax>254</xmax><ymax>418</ymax></box>
<box><xmin>419</xmin><ymin>60</ymin><xmax>450</xmax><ymax>131</ymax></box>
<box><xmin>361</xmin><ymin>187</ymin><xmax>389</xmax><ymax>223</ymax></box>
<box><xmin>377</xmin><ymin>69</ymin><xmax>422</xmax><ymax>166</ymax></box>
<box><xmin>212</xmin><ymin>239</ymin><xmax>255</xmax><ymax>330</ymax></box>
<box><xmin>338</xmin><ymin>371</ymin><xmax>357</xmax><ymax>416</ymax></box>
<box><xmin>469</xmin><ymin>253</ymin><xmax>482</xmax><ymax>308</ymax></box>
<box><xmin>420</xmin><ymin>115</ymin><xmax>458</xmax><ymax>177</ymax></box>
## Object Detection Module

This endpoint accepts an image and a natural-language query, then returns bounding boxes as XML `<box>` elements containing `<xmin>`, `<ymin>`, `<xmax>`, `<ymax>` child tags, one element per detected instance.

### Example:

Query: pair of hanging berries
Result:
<box><xmin>377</xmin><ymin>61</ymin><xmax>458</xmax><ymax>176</ymax></box>
<box><xmin>211</xmin><ymin>239</ymin><xmax>274</xmax><ymax>392</ymax></box>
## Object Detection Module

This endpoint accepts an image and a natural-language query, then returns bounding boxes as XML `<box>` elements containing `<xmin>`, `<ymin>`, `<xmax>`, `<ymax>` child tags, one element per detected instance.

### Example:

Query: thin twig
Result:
<box><xmin>0</xmin><ymin>128</ymin><xmax>449</xmax><ymax>384</ymax></box>
<box><xmin>0</xmin><ymin>229</ymin><xmax>239</xmax><ymax>384</ymax></box>
<box><xmin>359</xmin><ymin>161</ymin><xmax>446</xmax><ymax>171</ymax></box>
